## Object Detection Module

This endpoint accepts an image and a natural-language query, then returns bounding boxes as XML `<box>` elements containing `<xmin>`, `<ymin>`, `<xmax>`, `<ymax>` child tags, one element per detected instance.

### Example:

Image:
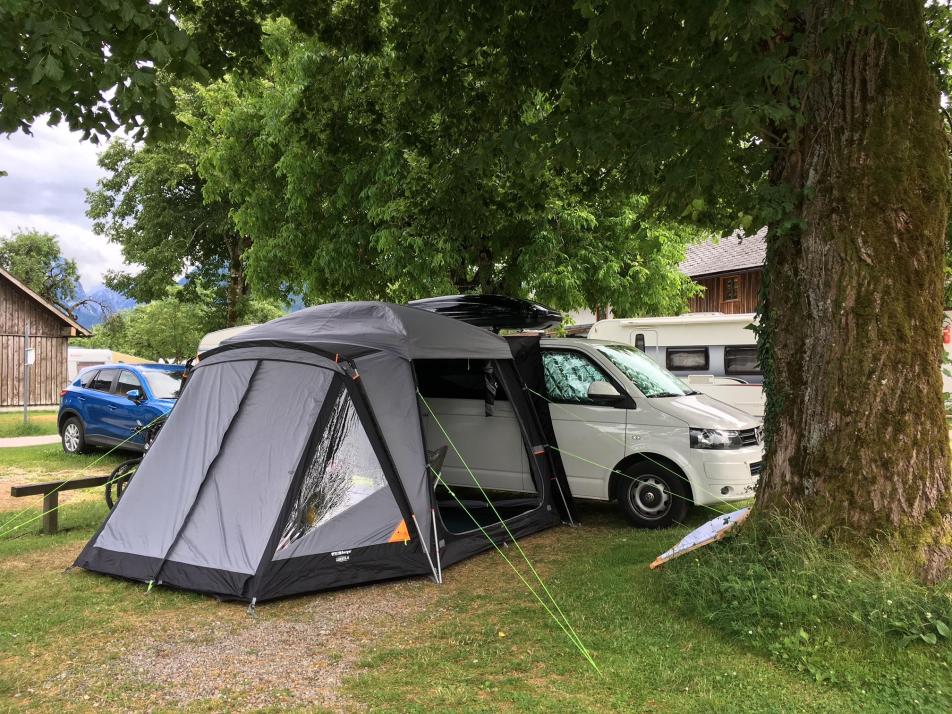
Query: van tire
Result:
<box><xmin>614</xmin><ymin>461</ymin><xmax>689</xmax><ymax>528</ymax></box>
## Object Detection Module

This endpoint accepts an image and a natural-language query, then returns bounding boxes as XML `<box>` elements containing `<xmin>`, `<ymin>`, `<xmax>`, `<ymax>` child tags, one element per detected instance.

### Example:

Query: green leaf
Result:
<box><xmin>44</xmin><ymin>56</ymin><xmax>64</xmax><ymax>82</ymax></box>
<box><xmin>920</xmin><ymin>632</ymin><xmax>937</xmax><ymax>645</ymax></box>
<box><xmin>150</xmin><ymin>40</ymin><xmax>171</xmax><ymax>66</ymax></box>
<box><xmin>935</xmin><ymin>620</ymin><xmax>950</xmax><ymax>638</ymax></box>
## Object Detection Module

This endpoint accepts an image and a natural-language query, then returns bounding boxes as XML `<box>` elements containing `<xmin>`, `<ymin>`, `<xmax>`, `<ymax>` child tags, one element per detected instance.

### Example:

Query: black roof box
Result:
<box><xmin>408</xmin><ymin>295</ymin><xmax>562</xmax><ymax>332</ymax></box>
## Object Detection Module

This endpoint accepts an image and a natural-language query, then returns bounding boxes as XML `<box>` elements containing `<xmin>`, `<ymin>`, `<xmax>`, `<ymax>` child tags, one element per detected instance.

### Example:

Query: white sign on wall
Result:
<box><xmin>24</xmin><ymin>348</ymin><xmax>35</xmax><ymax>366</ymax></box>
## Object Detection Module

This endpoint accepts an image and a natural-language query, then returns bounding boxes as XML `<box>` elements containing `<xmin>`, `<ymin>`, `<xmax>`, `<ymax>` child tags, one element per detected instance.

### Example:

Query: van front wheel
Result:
<box><xmin>614</xmin><ymin>461</ymin><xmax>689</xmax><ymax>528</ymax></box>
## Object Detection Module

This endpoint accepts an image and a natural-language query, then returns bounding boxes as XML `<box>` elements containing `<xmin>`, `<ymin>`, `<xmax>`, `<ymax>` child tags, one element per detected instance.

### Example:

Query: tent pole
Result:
<box><xmin>432</xmin><ymin>507</ymin><xmax>442</xmax><ymax>584</ymax></box>
<box><xmin>411</xmin><ymin>513</ymin><xmax>439</xmax><ymax>583</ymax></box>
<box><xmin>550</xmin><ymin>468</ymin><xmax>577</xmax><ymax>527</ymax></box>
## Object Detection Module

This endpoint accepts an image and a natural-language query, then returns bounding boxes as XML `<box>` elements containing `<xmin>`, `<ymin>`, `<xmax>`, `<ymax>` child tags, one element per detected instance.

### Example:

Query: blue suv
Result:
<box><xmin>58</xmin><ymin>364</ymin><xmax>185</xmax><ymax>454</ymax></box>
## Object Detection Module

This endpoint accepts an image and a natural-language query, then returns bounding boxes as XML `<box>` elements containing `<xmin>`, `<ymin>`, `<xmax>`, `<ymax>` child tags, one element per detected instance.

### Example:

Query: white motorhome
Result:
<box><xmin>588</xmin><ymin>313</ymin><xmax>765</xmax><ymax>418</ymax></box>
<box><xmin>432</xmin><ymin>338</ymin><xmax>762</xmax><ymax>528</ymax></box>
<box><xmin>67</xmin><ymin>347</ymin><xmax>149</xmax><ymax>382</ymax></box>
<box><xmin>196</xmin><ymin>324</ymin><xmax>259</xmax><ymax>356</ymax></box>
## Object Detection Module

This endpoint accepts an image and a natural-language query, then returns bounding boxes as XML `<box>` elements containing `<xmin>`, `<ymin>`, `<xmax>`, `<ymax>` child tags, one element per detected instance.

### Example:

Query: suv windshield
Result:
<box><xmin>595</xmin><ymin>344</ymin><xmax>696</xmax><ymax>398</ymax></box>
<box><xmin>142</xmin><ymin>370</ymin><xmax>185</xmax><ymax>399</ymax></box>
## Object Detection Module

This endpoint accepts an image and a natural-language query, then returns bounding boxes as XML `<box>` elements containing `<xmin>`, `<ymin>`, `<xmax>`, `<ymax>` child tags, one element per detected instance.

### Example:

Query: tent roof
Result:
<box><xmin>223</xmin><ymin>301</ymin><xmax>513</xmax><ymax>360</ymax></box>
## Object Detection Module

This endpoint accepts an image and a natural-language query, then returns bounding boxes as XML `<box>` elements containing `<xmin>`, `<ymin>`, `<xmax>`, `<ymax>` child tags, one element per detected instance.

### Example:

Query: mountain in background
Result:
<box><xmin>72</xmin><ymin>283</ymin><xmax>136</xmax><ymax>328</ymax></box>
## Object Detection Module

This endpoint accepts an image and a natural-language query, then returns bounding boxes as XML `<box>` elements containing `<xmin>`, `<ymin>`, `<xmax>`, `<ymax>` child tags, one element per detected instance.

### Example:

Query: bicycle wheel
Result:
<box><xmin>105</xmin><ymin>459</ymin><xmax>141</xmax><ymax>509</ymax></box>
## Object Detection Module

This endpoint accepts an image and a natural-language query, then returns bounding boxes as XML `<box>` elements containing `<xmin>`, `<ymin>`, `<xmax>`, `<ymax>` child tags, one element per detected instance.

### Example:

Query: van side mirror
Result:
<box><xmin>126</xmin><ymin>389</ymin><xmax>143</xmax><ymax>403</ymax></box>
<box><xmin>587</xmin><ymin>381</ymin><xmax>624</xmax><ymax>404</ymax></box>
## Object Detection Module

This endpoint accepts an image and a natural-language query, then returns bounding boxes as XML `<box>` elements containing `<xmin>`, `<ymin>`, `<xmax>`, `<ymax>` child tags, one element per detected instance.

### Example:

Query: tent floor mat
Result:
<box><xmin>437</xmin><ymin>501</ymin><xmax>539</xmax><ymax>534</ymax></box>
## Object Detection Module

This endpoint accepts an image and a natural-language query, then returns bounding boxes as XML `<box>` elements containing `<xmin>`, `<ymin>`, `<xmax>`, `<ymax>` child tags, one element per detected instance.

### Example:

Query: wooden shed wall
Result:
<box><xmin>687</xmin><ymin>268</ymin><xmax>762</xmax><ymax>315</ymax></box>
<box><xmin>0</xmin><ymin>277</ymin><xmax>72</xmax><ymax>406</ymax></box>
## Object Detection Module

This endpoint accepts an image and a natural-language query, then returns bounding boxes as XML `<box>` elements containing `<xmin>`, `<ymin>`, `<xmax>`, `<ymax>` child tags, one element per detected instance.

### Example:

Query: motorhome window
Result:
<box><xmin>725</xmin><ymin>346</ymin><xmax>761</xmax><ymax>375</ymax></box>
<box><xmin>415</xmin><ymin>359</ymin><xmax>506</xmax><ymax>401</ymax></box>
<box><xmin>596</xmin><ymin>344</ymin><xmax>695</xmax><ymax>398</ymax></box>
<box><xmin>542</xmin><ymin>351</ymin><xmax>613</xmax><ymax>404</ymax></box>
<box><xmin>635</xmin><ymin>333</ymin><xmax>646</xmax><ymax>351</ymax></box>
<box><xmin>721</xmin><ymin>275</ymin><xmax>741</xmax><ymax>302</ymax></box>
<box><xmin>666</xmin><ymin>348</ymin><xmax>709</xmax><ymax>371</ymax></box>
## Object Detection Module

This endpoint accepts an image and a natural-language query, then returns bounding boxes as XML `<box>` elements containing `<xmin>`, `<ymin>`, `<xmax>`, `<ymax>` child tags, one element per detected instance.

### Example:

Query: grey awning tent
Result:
<box><xmin>76</xmin><ymin>302</ymin><xmax>574</xmax><ymax>601</ymax></box>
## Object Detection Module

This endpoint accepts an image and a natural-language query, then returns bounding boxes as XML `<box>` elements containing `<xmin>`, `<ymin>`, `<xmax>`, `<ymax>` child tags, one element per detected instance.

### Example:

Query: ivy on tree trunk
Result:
<box><xmin>758</xmin><ymin>0</ymin><xmax>952</xmax><ymax>583</ymax></box>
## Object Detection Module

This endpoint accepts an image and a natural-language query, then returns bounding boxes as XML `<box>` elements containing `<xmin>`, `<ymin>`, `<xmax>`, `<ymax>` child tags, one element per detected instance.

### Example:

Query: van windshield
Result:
<box><xmin>595</xmin><ymin>344</ymin><xmax>696</xmax><ymax>398</ymax></box>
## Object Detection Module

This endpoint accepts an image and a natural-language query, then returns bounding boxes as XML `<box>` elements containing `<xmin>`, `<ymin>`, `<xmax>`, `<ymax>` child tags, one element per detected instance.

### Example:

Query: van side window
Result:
<box><xmin>415</xmin><ymin>359</ymin><xmax>507</xmax><ymax>401</ymax></box>
<box><xmin>725</xmin><ymin>346</ymin><xmax>761</xmax><ymax>375</ymax></box>
<box><xmin>634</xmin><ymin>333</ymin><xmax>645</xmax><ymax>351</ymax></box>
<box><xmin>542</xmin><ymin>351</ymin><xmax>612</xmax><ymax>404</ymax></box>
<box><xmin>665</xmin><ymin>348</ymin><xmax>709</xmax><ymax>371</ymax></box>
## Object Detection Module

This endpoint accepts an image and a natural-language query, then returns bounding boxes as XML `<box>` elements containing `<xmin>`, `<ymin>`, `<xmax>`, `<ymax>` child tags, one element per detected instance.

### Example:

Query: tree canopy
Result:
<box><xmin>86</xmin><ymin>138</ymin><xmax>254</xmax><ymax>325</ymax></box>
<box><xmin>0</xmin><ymin>229</ymin><xmax>82</xmax><ymax>314</ymax></box>
<box><xmin>77</xmin><ymin>286</ymin><xmax>284</xmax><ymax>361</ymax></box>
<box><xmin>179</xmin><ymin>18</ymin><xmax>704</xmax><ymax>314</ymax></box>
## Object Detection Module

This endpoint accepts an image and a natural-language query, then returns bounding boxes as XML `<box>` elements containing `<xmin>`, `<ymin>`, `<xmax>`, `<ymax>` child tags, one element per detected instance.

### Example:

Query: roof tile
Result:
<box><xmin>679</xmin><ymin>227</ymin><xmax>767</xmax><ymax>278</ymax></box>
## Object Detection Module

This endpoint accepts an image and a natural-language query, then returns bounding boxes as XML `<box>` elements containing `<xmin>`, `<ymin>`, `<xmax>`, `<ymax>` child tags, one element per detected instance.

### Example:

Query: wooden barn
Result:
<box><xmin>680</xmin><ymin>228</ymin><xmax>766</xmax><ymax>314</ymax></box>
<box><xmin>0</xmin><ymin>266</ymin><xmax>89</xmax><ymax>407</ymax></box>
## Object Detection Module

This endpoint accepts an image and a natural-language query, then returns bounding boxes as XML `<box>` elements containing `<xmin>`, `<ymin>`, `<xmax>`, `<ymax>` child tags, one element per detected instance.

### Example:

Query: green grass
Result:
<box><xmin>660</xmin><ymin>516</ymin><xmax>952</xmax><ymax>710</ymax></box>
<box><xmin>0</xmin><ymin>444</ymin><xmax>126</xmax><ymax>479</ymax></box>
<box><xmin>349</xmin><ymin>503</ymin><xmax>950</xmax><ymax>712</ymax></box>
<box><xmin>0</xmin><ymin>410</ymin><xmax>58</xmax><ymax>438</ymax></box>
<box><xmin>0</xmin><ymin>468</ymin><xmax>948</xmax><ymax>711</ymax></box>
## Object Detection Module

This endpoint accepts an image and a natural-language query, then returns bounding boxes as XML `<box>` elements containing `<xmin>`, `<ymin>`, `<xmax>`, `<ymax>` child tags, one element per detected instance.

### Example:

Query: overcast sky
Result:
<box><xmin>0</xmin><ymin>121</ymin><xmax>126</xmax><ymax>288</ymax></box>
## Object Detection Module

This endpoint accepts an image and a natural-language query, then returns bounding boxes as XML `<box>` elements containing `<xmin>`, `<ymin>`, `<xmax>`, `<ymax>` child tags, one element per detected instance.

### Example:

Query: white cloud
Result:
<box><xmin>0</xmin><ymin>120</ymin><xmax>129</xmax><ymax>288</ymax></box>
<box><xmin>0</xmin><ymin>210</ymin><xmax>126</xmax><ymax>288</ymax></box>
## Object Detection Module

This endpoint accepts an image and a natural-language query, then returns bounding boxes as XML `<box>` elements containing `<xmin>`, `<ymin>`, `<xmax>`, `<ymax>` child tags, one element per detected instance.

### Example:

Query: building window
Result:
<box><xmin>721</xmin><ymin>275</ymin><xmax>742</xmax><ymax>303</ymax></box>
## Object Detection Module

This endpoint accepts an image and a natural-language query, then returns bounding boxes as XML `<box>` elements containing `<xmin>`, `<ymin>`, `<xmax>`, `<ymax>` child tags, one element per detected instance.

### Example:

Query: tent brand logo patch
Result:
<box><xmin>332</xmin><ymin>550</ymin><xmax>352</xmax><ymax>563</ymax></box>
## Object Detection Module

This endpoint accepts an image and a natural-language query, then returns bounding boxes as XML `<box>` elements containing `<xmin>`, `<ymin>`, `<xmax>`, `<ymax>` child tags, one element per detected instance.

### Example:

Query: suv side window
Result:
<box><xmin>542</xmin><ymin>350</ymin><xmax>613</xmax><ymax>405</ymax></box>
<box><xmin>78</xmin><ymin>369</ymin><xmax>99</xmax><ymax>388</ymax></box>
<box><xmin>115</xmin><ymin>370</ymin><xmax>143</xmax><ymax>396</ymax></box>
<box><xmin>88</xmin><ymin>369</ymin><xmax>116</xmax><ymax>392</ymax></box>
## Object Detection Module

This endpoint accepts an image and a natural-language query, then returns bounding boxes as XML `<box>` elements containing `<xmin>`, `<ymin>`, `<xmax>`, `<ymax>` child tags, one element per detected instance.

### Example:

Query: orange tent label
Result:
<box><xmin>388</xmin><ymin>519</ymin><xmax>411</xmax><ymax>543</ymax></box>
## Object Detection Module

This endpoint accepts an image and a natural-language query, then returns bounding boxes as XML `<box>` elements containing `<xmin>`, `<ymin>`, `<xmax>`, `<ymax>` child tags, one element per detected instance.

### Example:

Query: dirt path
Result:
<box><xmin>115</xmin><ymin>577</ymin><xmax>437</xmax><ymax>711</ymax></box>
<box><xmin>0</xmin><ymin>435</ymin><xmax>60</xmax><ymax>448</ymax></box>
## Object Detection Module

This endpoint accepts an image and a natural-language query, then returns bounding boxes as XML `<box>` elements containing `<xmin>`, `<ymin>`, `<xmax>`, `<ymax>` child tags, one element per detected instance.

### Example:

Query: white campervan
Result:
<box><xmin>431</xmin><ymin>337</ymin><xmax>763</xmax><ymax>528</ymax></box>
<box><xmin>588</xmin><ymin>313</ymin><xmax>765</xmax><ymax>418</ymax></box>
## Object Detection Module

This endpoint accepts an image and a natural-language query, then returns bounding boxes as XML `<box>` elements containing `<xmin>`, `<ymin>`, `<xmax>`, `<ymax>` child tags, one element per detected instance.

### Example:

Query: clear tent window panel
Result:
<box><xmin>276</xmin><ymin>388</ymin><xmax>391</xmax><ymax>553</ymax></box>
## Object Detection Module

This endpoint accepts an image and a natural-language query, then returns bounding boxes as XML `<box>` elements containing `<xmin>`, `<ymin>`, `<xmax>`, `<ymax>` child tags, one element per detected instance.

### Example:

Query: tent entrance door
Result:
<box><xmin>415</xmin><ymin>359</ymin><xmax>543</xmax><ymax>536</ymax></box>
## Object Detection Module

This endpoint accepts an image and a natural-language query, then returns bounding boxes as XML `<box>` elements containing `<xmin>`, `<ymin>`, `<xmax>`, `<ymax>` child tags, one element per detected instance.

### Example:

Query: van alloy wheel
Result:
<box><xmin>628</xmin><ymin>476</ymin><xmax>671</xmax><ymax>518</ymax></box>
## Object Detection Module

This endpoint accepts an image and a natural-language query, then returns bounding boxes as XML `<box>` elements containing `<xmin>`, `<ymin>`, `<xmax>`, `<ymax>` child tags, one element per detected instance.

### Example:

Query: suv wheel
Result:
<box><xmin>61</xmin><ymin>416</ymin><xmax>88</xmax><ymax>455</ymax></box>
<box><xmin>614</xmin><ymin>461</ymin><xmax>689</xmax><ymax>528</ymax></box>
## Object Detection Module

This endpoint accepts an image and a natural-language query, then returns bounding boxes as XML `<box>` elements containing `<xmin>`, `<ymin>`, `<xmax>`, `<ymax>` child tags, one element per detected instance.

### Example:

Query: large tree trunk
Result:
<box><xmin>225</xmin><ymin>235</ymin><xmax>249</xmax><ymax>327</ymax></box>
<box><xmin>758</xmin><ymin>0</ymin><xmax>952</xmax><ymax>583</ymax></box>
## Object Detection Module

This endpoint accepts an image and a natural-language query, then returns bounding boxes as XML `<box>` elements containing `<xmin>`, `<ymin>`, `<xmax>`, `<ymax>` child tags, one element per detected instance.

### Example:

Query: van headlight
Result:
<box><xmin>690</xmin><ymin>428</ymin><xmax>744</xmax><ymax>449</ymax></box>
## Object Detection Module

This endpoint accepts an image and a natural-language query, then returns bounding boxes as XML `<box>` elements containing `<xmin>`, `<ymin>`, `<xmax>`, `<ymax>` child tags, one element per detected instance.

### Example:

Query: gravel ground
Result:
<box><xmin>117</xmin><ymin>576</ymin><xmax>438</xmax><ymax>711</ymax></box>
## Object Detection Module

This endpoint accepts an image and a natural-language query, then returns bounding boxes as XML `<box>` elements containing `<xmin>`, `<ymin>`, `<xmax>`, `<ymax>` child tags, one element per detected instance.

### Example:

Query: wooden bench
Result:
<box><xmin>10</xmin><ymin>475</ymin><xmax>111</xmax><ymax>535</ymax></box>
